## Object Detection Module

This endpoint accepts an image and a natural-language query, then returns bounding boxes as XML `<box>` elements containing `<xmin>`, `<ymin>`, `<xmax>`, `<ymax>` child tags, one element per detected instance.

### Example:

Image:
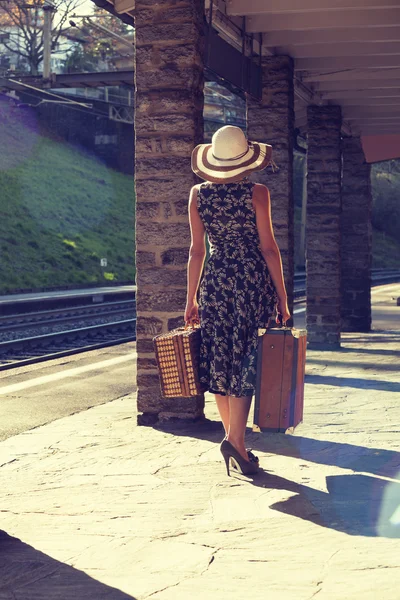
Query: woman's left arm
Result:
<box><xmin>184</xmin><ymin>185</ymin><xmax>206</xmax><ymax>324</ymax></box>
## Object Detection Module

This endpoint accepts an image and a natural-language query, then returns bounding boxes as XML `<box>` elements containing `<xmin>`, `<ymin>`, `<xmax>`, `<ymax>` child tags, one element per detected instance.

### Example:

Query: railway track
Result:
<box><xmin>293</xmin><ymin>269</ymin><xmax>400</xmax><ymax>300</ymax></box>
<box><xmin>0</xmin><ymin>299</ymin><xmax>136</xmax><ymax>334</ymax></box>
<box><xmin>0</xmin><ymin>320</ymin><xmax>136</xmax><ymax>371</ymax></box>
<box><xmin>1</xmin><ymin>270</ymin><xmax>398</xmax><ymax>370</ymax></box>
<box><xmin>0</xmin><ymin>290</ymin><xmax>137</xmax><ymax>370</ymax></box>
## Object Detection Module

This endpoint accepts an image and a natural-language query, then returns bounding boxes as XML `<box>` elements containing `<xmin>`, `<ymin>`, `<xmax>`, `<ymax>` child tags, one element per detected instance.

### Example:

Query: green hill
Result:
<box><xmin>0</xmin><ymin>96</ymin><xmax>398</xmax><ymax>295</ymax></box>
<box><xmin>371</xmin><ymin>160</ymin><xmax>400</xmax><ymax>268</ymax></box>
<box><xmin>293</xmin><ymin>153</ymin><xmax>400</xmax><ymax>269</ymax></box>
<box><xmin>0</xmin><ymin>97</ymin><xmax>135</xmax><ymax>293</ymax></box>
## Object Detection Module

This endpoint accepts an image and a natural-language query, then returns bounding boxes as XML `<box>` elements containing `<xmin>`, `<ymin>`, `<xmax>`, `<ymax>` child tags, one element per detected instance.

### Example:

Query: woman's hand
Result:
<box><xmin>184</xmin><ymin>298</ymin><xmax>200</xmax><ymax>325</ymax></box>
<box><xmin>276</xmin><ymin>296</ymin><xmax>291</xmax><ymax>326</ymax></box>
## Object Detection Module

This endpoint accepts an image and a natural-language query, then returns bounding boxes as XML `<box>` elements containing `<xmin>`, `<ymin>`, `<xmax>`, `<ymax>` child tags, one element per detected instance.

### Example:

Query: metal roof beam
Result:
<box><xmin>362</xmin><ymin>124</ymin><xmax>400</xmax><ymax>127</ymax></box>
<box><xmin>90</xmin><ymin>0</ymin><xmax>134</xmax><ymax>25</ymax></box>
<box><xmin>304</xmin><ymin>73</ymin><xmax>400</xmax><ymax>92</ymax></box>
<box><xmin>353</xmin><ymin>118</ymin><xmax>400</xmax><ymax>124</ymax></box>
<box><xmin>261</xmin><ymin>26</ymin><xmax>400</xmax><ymax>46</ymax></box>
<box><xmin>245</xmin><ymin>9</ymin><xmax>400</xmax><ymax>33</ymax></box>
<box><xmin>343</xmin><ymin>106</ymin><xmax>400</xmax><ymax>117</ymax></box>
<box><xmin>227</xmin><ymin>0</ymin><xmax>400</xmax><ymax>14</ymax></box>
<box><xmin>301</xmin><ymin>68</ymin><xmax>400</xmax><ymax>83</ymax></box>
<box><xmin>296</xmin><ymin>56</ymin><xmax>400</xmax><ymax>71</ymax></box>
<box><xmin>113</xmin><ymin>0</ymin><xmax>136</xmax><ymax>14</ymax></box>
<box><xmin>278</xmin><ymin>41</ymin><xmax>400</xmax><ymax>59</ymax></box>
<box><xmin>361</xmin><ymin>126</ymin><xmax>400</xmax><ymax>133</ymax></box>
<box><xmin>312</xmin><ymin>79</ymin><xmax>400</xmax><ymax>91</ymax></box>
<box><xmin>351</xmin><ymin>123</ymin><xmax>400</xmax><ymax>133</ymax></box>
<box><xmin>321</xmin><ymin>89</ymin><xmax>400</xmax><ymax>99</ymax></box>
<box><xmin>332</xmin><ymin>92</ymin><xmax>400</xmax><ymax>108</ymax></box>
<box><xmin>361</xmin><ymin>123</ymin><xmax>400</xmax><ymax>127</ymax></box>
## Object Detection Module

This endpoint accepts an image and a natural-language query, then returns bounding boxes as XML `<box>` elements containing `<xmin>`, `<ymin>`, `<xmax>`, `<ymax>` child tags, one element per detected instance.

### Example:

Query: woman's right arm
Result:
<box><xmin>253</xmin><ymin>183</ymin><xmax>291</xmax><ymax>323</ymax></box>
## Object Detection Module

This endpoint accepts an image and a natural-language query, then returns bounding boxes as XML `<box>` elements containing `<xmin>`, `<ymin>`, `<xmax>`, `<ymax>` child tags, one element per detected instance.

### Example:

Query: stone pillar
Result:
<box><xmin>247</xmin><ymin>56</ymin><xmax>295</xmax><ymax>315</ymax></box>
<box><xmin>134</xmin><ymin>0</ymin><xmax>205</xmax><ymax>424</ymax></box>
<box><xmin>341</xmin><ymin>137</ymin><xmax>372</xmax><ymax>332</ymax></box>
<box><xmin>306</xmin><ymin>105</ymin><xmax>342</xmax><ymax>349</ymax></box>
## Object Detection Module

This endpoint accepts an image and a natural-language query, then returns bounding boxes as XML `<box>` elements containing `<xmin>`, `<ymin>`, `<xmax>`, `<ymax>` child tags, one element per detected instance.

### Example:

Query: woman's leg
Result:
<box><xmin>215</xmin><ymin>394</ymin><xmax>230</xmax><ymax>435</ymax></box>
<box><xmin>226</xmin><ymin>395</ymin><xmax>252</xmax><ymax>461</ymax></box>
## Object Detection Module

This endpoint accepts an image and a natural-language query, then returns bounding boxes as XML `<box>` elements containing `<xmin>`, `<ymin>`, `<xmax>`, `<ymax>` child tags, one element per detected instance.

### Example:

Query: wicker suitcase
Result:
<box><xmin>153</xmin><ymin>322</ymin><xmax>206</xmax><ymax>398</ymax></box>
<box><xmin>253</xmin><ymin>324</ymin><xmax>307</xmax><ymax>433</ymax></box>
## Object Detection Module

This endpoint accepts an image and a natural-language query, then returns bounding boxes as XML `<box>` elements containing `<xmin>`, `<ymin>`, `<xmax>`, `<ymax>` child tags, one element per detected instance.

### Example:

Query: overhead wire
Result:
<box><xmin>4</xmin><ymin>78</ymin><xmax>93</xmax><ymax>107</ymax></box>
<box><xmin>2</xmin><ymin>68</ymin><xmax>132</xmax><ymax>117</ymax></box>
<box><xmin>3</xmin><ymin>84</ymin><xmax>113</xmax><ymax>119</ymax></box>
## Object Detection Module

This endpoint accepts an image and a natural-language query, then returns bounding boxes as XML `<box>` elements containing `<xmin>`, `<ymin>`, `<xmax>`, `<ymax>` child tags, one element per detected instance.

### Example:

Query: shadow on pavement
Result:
<box><xmin>305</xmin><ymin>373</ymin><xmax>400</xmax><ymax>392</ymax></box>
<box><xmin>0</xmin><ymin>531</ymin><xmax>136</xmax><ymax>600</ymax></box>
<box><xmin>341</xmin><ymin>331</ymin><xmax>400</xmax><ymax>344</ymax></box>
<box><xmin>306</xmin><ymin>357</ymin><xmax>400</xmax><ymax>371</ymax></box>
<box><xmin>247</xmin><ymin>470</ymin><xmax>400</xmax><ymax>538</ymax></box>
<box><xmin>247</xmin><ymin>434</ymin><xmax>400</xmax><ymax>480</ymax></box>
<box><xmin>160</xmin><ymin>421</ymin><xmax>400</xmax><ymax>480</ymax></box>
<box><xmin>337</xmin><ymin>346</ymin><xmax>400</xmax><ymax>357</ymax></box>
<box><xmin>159</xmin><ymin>421</ymin><xmax>400</xmax><ymax>538</ymax></box>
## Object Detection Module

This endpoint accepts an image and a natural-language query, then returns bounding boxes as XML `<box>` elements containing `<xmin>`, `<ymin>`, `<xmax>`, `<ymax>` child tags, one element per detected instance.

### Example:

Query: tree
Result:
<box><xmin>0</xmin><ymin>0</ymin><xmax>85</xmax><ymax>75</ymax></box>
<box><xmin>62</xmin><ymin>44</ymin><xmax>97</xmax><ymax>73</ymax></box>
<box><xmin>66</xmin><ymin>7</ymin><xmax>133</xmax><ymax>72</ymax></box>
<box><xmin>371</xmin><ymin>160</ymin><xmax>400</xmax><ymax>241</ymax></box>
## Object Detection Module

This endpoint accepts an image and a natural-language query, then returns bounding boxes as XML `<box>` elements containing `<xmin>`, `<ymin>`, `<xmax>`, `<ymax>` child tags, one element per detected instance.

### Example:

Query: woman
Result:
<box><xmin>184</xmin><ymin>125</ymin><xmax>291</xmax><ymax>476</ymax></box>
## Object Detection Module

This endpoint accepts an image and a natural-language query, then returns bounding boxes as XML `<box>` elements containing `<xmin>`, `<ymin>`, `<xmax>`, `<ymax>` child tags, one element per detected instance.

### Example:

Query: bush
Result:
<box><xmin>371</xmin><ymin>161</ymin><xmax>400</xmax><ymax>241</ymax></box>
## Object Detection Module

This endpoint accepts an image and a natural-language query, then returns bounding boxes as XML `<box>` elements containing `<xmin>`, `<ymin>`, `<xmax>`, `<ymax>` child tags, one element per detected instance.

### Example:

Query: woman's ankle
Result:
<box><xmin>226</xmin><ymin>435</ymin><xmax>247</xmax><ymax>455</ymax></box>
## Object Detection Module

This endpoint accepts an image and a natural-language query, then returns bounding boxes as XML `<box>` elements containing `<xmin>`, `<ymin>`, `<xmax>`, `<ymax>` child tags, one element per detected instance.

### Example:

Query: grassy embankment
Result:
<box><xmin>0</xmin><ymin>97</ymin><xmax>398</xmax><ymax>294</ymax></box>
<box><xmin>371</xmin><ymin>163</ymin><xmax>400</xmax><ymax>268</ymax></box>
<box><xmin>0</xmin><ymin>99</ymin><xmax>135</xmax><ymax>294</ymax></box>
<box><xmin>293</xmin><ymin>154</ymin><xmax>400</xmax><ymax>269</ymax></box>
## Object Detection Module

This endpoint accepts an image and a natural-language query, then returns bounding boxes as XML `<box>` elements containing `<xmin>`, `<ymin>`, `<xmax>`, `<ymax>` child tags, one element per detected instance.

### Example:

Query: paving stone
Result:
<box><xmin>0</xmin><ymin>291</ymin><xmax>399</xmax><ymax>599</ymax></box>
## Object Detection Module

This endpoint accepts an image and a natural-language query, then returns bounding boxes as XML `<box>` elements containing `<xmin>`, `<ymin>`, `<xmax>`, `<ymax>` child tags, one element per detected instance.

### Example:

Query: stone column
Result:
<box><xmin>134</xmin><ymin>0</ymin><xmax>205</xmax><ymax>424</ymax></box>
<box><xmin>247</xmin><ymin>56</ymin><xmax>295</xmax><ymax>315</ymax></box>
<box><xmin>306</xmin><ymin>105</ymin><xmax>342</xmax><ymax>349</ymax></box>
<box><xmin>341</xmin><ymin>137</ymin><xmax>372</xmax><ymax>332</ymax></box>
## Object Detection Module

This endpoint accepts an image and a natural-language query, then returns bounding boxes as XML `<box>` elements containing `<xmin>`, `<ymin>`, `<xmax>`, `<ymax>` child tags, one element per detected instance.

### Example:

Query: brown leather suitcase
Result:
<box><xmin>253</xmin><ymin>324</ymin><xmax>307</xmax><ymax>433</ymax></box>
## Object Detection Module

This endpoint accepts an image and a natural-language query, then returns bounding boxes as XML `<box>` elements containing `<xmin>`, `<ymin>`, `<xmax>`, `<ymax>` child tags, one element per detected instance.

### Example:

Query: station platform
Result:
<box><xmin>0</xmin><ymin>285</ymin><xmax>399</xmax><ymax>599</ymax></box>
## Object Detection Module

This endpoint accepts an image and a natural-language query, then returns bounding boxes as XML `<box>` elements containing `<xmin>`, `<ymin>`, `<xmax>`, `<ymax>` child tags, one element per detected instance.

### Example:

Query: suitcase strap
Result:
<box><xmin>174</xmin><ymin>335</ymin><xmax>190</xmax><ymax>397</ymax></box>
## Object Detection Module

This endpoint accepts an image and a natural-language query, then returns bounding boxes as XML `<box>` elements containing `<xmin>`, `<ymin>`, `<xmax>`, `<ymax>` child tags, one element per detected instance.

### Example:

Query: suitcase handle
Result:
<box><xmin>184</xmin><ymin>316</ymin><xmax>200</xmax><ymax>330</ymax></box>
<box><xmin>276</xmin><ymin>313</ymin><xmax>294</xmax><ymax>328</ymax></box>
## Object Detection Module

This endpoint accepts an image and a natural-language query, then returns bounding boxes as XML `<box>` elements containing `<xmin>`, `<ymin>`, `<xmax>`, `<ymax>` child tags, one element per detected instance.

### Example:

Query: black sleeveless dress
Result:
<box><xmin>197</xmin><ymin>178</ymin><xmax>278</xmax><ymax>398</ymax></box>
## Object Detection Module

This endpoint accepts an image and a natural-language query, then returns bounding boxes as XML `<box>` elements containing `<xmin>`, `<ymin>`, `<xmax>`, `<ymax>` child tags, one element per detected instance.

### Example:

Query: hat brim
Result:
<box><xmin>191</xmin><ymin>141</ymin><xmax>272</xmax><ymax>183</ymax></box>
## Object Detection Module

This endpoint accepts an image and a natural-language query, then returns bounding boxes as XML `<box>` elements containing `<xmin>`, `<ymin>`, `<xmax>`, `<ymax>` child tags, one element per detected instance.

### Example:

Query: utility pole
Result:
<box><xmin>43</xmin><ymin>3</ymin><xmax>56</xmax><ymax>80</ymax></box>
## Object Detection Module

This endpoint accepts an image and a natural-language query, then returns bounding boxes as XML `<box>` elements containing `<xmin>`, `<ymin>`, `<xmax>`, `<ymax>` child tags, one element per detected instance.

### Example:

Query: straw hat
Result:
<box><xmin>191</xmin><ymin>125</ymin><xmax>273</xmax><ymax>183</ymax></box>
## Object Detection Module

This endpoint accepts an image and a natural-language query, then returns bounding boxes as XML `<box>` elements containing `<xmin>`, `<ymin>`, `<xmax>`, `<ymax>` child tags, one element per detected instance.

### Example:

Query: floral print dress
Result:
<box><xmin>197</xmin><ymin>178</ymin><xmax>278</xmax><ymax>398</ymax></box>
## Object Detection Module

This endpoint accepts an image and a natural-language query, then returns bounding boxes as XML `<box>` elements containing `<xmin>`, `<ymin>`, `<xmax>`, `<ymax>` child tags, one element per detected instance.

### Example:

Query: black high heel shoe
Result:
<box><xmin>220</xmin><ymin>440</ymin><xmax>259</xmax><ymax>476</ymax></box>
<box><xmin>247</xmin><ymin>449</ymin><xmax>259</xmax><ymax>464</ymax></box>
<box><xmin>222</xmin><ymin>436</ymin><xmax>259</xmax><ymax>464</ymax></box>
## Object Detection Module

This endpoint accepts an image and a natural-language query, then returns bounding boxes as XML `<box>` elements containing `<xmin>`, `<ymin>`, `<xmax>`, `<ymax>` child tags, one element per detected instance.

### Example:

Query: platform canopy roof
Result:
<box><xmin>95</xmin><ymin>0</ymin><xmax>400</xmax><ymax>160</ymax></box>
